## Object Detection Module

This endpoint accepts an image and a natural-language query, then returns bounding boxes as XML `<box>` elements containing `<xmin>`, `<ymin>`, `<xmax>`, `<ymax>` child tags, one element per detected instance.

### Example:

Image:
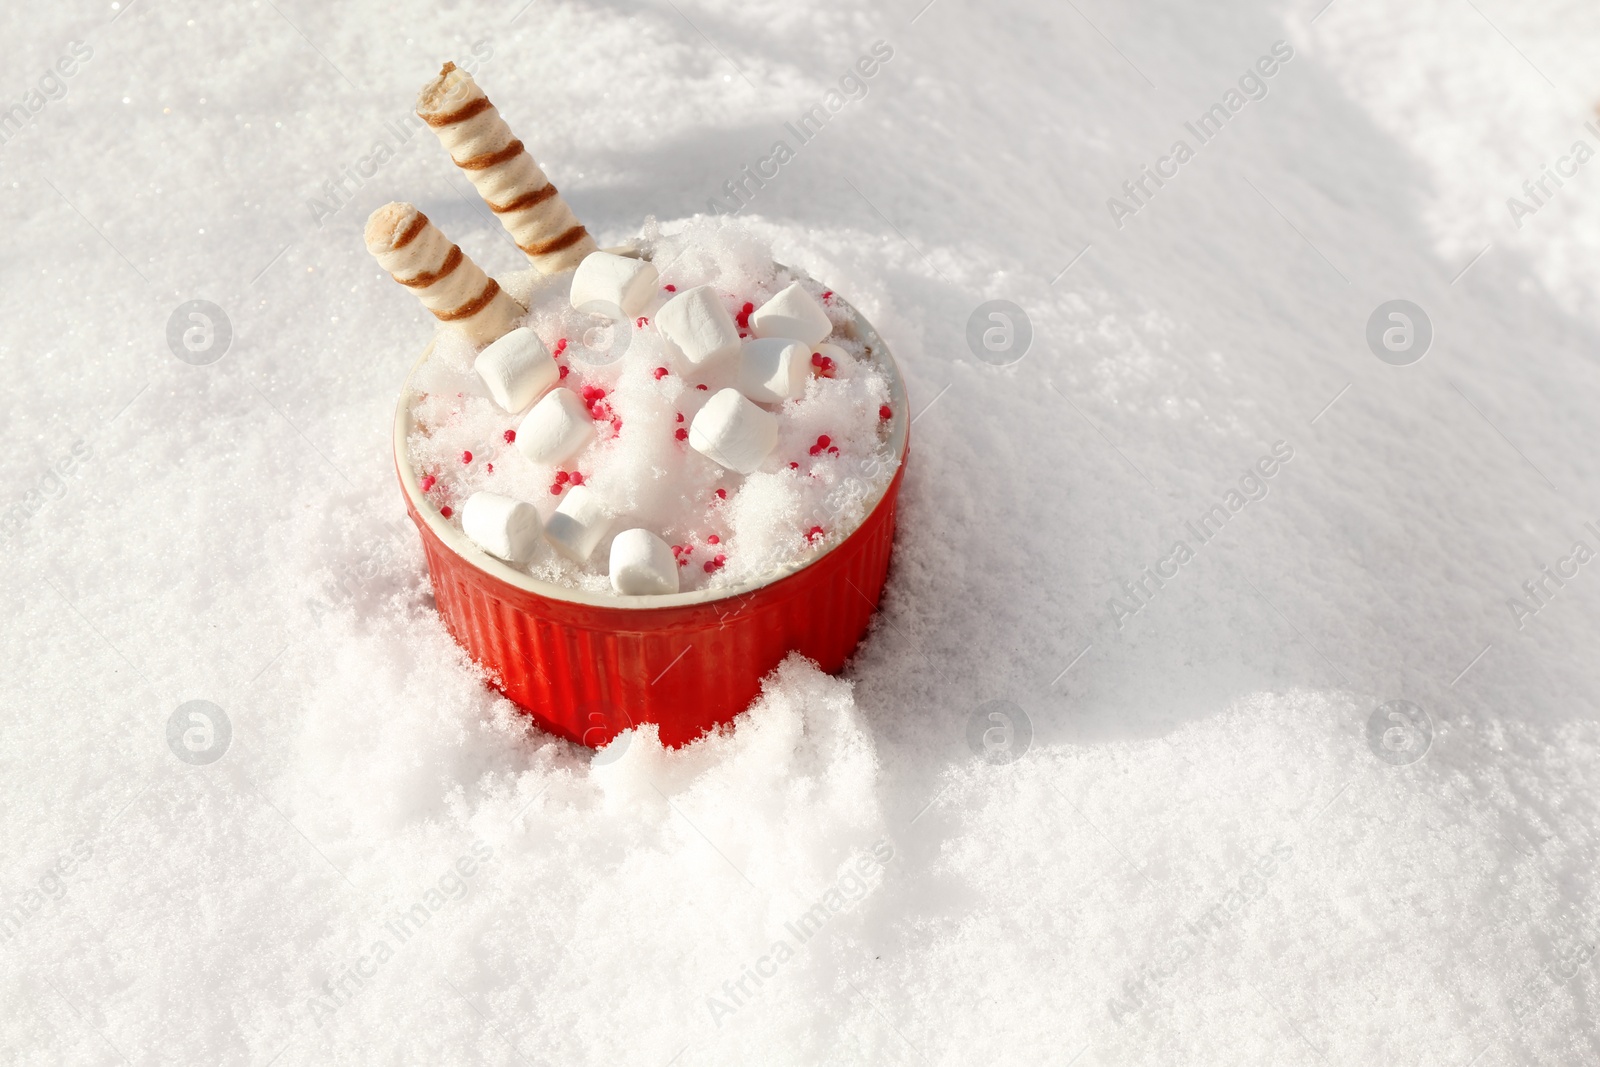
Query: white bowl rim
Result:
<box><xmin>392</xmin><ymin>283</ymin><xmax>910</xmax><ymax>610</ymax></box>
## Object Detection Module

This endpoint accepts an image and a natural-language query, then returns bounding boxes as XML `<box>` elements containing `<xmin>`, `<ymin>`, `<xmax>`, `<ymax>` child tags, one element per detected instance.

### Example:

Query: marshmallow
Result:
<box><xmin>737</xmin><ymin>338</ymin><xmax>810</xmax><ymax>404</ymax></box>
<box><xmin>515</xmin><ymin>388</ymin><xmax>595</xmax><ymax>466</ymax></box>
<box><xmin>749</xmin><ymin>282</ymin><xmax>832</xmax><ymax>347</ymax></box>
<box><xmin>689</xmin><ymin>388</ymin><xmax>779</xmax><ymax>474</ymax></box>
<box><xmin>655</xmin><ymin>285</ymin><xmax>741</xmax><ymax>370</ymax></box>
<box><xmin>461</xmin><ymin>492</ymin><xmax>543</xmax><ymax>563</ymax></box>
<box><xmin>475</xmin><ymin>327</ymin><xmax>558</xmax><ymax>413</ymax></box>
<box><xmin>570</xmin><ymin>251</ymin><xmax>659</xmax><ymax>320</ymax></box>
<box><xmin>546</xmin><ymin>484</ymin><xmax>611</xmax><ymax>562</ymax></box>
<box><xmin>608</xmin><ymin>529</ymin><xmax>679</xmax><ymax>596</ymax></box>
<box><xmin>364</xmin><ymin>202</ymin><xmax>524</xmax><ymax>347</ymax></box>
<box><xmin>415</xmin><ymin>63</ymin><xmax>596</xmax><ymax>274</ymax></box>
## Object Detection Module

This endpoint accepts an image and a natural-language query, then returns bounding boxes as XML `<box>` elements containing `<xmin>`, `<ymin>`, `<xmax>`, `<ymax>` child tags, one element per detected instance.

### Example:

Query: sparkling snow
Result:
<box><xmin>3</xmin><ymin>1</ymin><xmax>1599</xmax><ymax>1064</ymax></box>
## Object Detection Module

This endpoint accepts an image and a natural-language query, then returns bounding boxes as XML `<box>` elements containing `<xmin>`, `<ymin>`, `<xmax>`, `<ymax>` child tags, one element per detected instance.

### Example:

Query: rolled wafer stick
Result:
<box><xmin>416</xmin><ymin>63</ymin><xmax>597</xmax><ymax>274</ymax></box>
<box><xmin>364</xmin><ymin>202</ymin><xmax>524</xmax><ymax>347</ymax></box>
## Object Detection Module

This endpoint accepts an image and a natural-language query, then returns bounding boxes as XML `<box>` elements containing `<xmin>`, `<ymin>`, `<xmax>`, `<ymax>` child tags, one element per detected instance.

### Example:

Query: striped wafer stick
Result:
<box><xmin>416</xmin><ymin>63</ymin><xmax>597</xmax><ymax>274</ymax></box>
<box><xmin>364</xmin><ymin>202</ymin><xmax>524</xmax><ymax>347</ymax></box>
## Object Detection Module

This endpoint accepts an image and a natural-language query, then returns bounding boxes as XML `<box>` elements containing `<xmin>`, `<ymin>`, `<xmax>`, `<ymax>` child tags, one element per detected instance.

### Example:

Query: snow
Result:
<box><xmin>4</xmin><ymin>1</ymin><xmax>1600</xmax><ymax>1065</ymax></box>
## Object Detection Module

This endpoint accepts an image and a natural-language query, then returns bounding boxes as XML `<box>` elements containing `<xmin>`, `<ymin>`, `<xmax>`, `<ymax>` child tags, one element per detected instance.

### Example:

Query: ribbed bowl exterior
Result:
<box><xmin>400</xmin><ymin>461</ymin><xmax>905</xmax><ymax>747</ymax></box>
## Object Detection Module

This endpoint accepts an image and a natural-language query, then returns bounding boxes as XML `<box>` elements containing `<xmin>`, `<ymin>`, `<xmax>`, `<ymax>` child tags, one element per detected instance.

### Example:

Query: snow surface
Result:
<box><xmin>4</xmin><ymin>1</ymin><xmax>1600</xmax><ymax>1064</ymax></box>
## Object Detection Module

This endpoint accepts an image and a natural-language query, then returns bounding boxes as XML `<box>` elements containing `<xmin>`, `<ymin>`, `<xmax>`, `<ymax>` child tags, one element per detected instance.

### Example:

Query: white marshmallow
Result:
<box><xmin>515</xmin><ymin>388</ymin><xmax>595</xmax><ymax>466</ymax></box>
<box><xmin>749</xmin><ymin>282</ymin><xmax>832</xmax><ymax>346</ymax></box>
<box><xmin>737</xmin><ymin>338</ymin><xmax>810</xmax><ymax>403</ymax></box>
<box><xmin>545</xmin><ymin>484</ymin><xmax>612</xmax><ymax>563</ymax></box>
<box><xmin>608</xmin><ymin>528</ymin><xmax>679</xmax><ymax>596</ymax></box>
<box><xmin>461</xmin><ymin>492</ymin><xmax>543</xmax><ymax>564</ymax></box>
<box><xmin>569</xmin><ymin>251</ymin><xmax>659</xmax><ymax>320</ymax></box>
<box><xmin>655</xmin><ymin>285</ymin><xmax>740</xmax><ymax>369</ymax></box>
<box><xmin>474</xmin><ymin>327</ymin><xmax>559</xmax><ymax>413</ymax></box>
<box><xmin>689</xmin><ymin>388</ymin><xmax>779</xmax><ymax>474</ymax></box>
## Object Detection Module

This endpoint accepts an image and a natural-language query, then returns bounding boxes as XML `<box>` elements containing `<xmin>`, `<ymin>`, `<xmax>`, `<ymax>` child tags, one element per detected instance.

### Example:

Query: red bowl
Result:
<box><xmin>393</xmin><ymin>296</ymin><xmax>910</xmax><ymax>748</ymax></box>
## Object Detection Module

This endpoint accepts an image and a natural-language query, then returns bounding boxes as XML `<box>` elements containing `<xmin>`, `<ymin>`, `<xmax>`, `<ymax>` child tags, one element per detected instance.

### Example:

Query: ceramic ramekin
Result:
<box><xmin>393</xmin><ymin>294</ymin><xmax>909</xmax><ymax>747</ymax></box>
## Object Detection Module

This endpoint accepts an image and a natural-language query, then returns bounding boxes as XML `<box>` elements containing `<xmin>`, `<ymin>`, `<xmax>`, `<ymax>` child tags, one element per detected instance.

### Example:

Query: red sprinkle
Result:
<box><xmin>556</xmin><ymin>470</ymin><xmax>571</xmax><ymax>484</ymax></box>
<box><xmin>806</xmin><ymin>525</ymin><xmax>824</xmax><ymax>542</ymax></box>
<box><xmin>461</xmin><ymin>450</ymin><xmax>473</xmax><ymax>464</ymax></box>
<box><xmin>879</xmin><ymin>405</ymin><xmax>892</xmax><ymax>421</ymax></box>
<box><xmin>821</xmin><ymin>290</ymin><xmax>833</xmax><ymax>302</ymax></box>
<box><xmin>675</xmin><ymin>428</ymin><xmax>688</xmax><ymax>441</ymax></box>
<box><xmin>420</xmin><ymin>475</ymin><xmax>436</xmax><ymax>492</ymax></box>
<box><xmin>440</xmin><ymin>506</ymin><xmax>453</xmax><ymax>518</ymax></box>
<box><xmin>816</xmin><ymin>435</ymin><xmax>831</xmax><ymax>448</ymax></box>
<box><xmin>828</xmin><ymin>446</ymin><xmax>839</xmax><ymax>455</ymax></box>
<box><xmin>558</xmin><ymin>365</ymin><xmax>569</xmax><ymax>379</ymax></box>
<box><xmin>569</xmin><ymin>472</ymin><xmax>584</xmax><ymax>486</ymax></box>
<box><xmin>811</xmin><ymin>352</ymin><xmax>824</xmax><ymax>367</ymax></box>
<box><xmin>552</xmin><ymin>338</ymin><xmax>568</xmax><ymax>358</ymax></box>
<box><xmin>582</xmin><ymin>385</ymin><xmax>606</xmax><ymax>402</ymax></box>
<box><xmin>707</xmin><ymin>534</ymin><xmax>720</xmax><ymax>545</ymax></box>
<box><xmin>611</xmin><ymin>417</ymin><xmax>623</xmax><ymax>434</ymax></box>
<box><xmin>654</xmin><ymin>367</ymin><xmax>669</xmax><ymax>380</ymax></box>
<box><xmin>486</xmin><ymin>463</ymin><xmax>493</xmax><ymax>473</ymax></box>
<box><xmin>819</xmin><ymin>357</ymin><xmax>835</xmax><ymax>374</ymax></box>
<box><xmin>636</xmin><ymin>317</ymin><xmax>649</xmax><ymax>328</ymax></box>
<box><xmin>503</xmin><ymin>429</ymin><xmax>516</xmax><ymax>443</ymax></box>
<box><xmin>714</xmin><ymin>488</ymin><xmax>727</xmax><ymax>500</ymax></box>
<box><xmin>696</xmin><ymin>384</ymin><xmax>708</xmax><ymax>391</ymax></box>
<box><xmin>678</xmin><ymin>558</ymin><xmax>688</xmax><ymax>567</ymax></box>
<box><xmin>789</xmin><ymin>461</ymin><xmax>799</xmax><ymax>470</ymax></box>
<box><xmin>550</xmin><ymin>483</ymin><xmax>562</xmax><ymax>495</ymax></box>
<box><xmin>735</xmin><ymin>301</ymin><xmax>755</xmax><ymax>329</ymax></box>
<box><xmin>664</xmin><ymin>284</ymin><xmax>677</xmax><ymax>292</ymax></box>
<box><xmin>676</xmin><ymin>413</ymin><xmax>685</xmax><ymax>423</ymax></box>
<box><xmin>703</xmin><ymin>554</ymin><xmax>726</xmax><ymax>573</ymax></box>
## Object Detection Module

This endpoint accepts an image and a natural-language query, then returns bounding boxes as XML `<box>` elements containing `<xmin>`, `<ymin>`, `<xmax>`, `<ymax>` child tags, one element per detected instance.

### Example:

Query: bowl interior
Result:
<box><xmin>393</xmin><ymin>278</ymin><xmax>910</xmax><ymax>610</ymax></box>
